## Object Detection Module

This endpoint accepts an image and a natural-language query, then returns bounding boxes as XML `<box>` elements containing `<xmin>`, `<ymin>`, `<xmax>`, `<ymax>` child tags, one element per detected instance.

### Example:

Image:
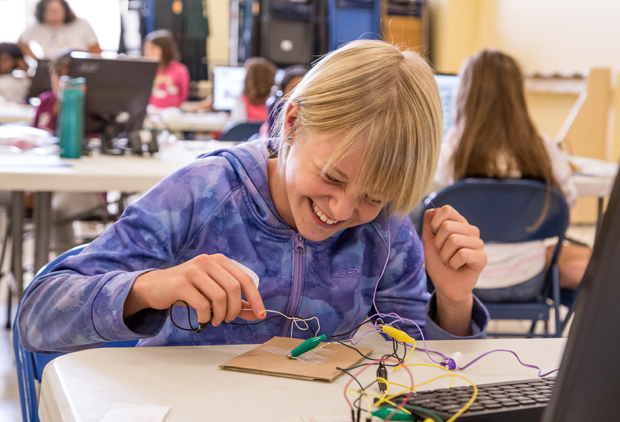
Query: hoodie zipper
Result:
<box><xmin>280</xmin><ymin>232</ymin><xmax>305</xmax><ymax>336</ymax></box>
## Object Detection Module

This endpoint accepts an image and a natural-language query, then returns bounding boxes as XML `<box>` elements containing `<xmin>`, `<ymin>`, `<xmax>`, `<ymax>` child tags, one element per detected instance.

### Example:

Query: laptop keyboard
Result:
<box><xmin>378</xmin><ymin>377</ymin><xmax>555</xmax><ymax>422</ymax></box>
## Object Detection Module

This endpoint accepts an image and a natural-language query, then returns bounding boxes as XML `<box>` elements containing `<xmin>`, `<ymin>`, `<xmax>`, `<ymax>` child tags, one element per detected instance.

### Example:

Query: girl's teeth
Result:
<box><xmin>312</xmin><ymin>202</ymin><xmax>338</xmax><ymax>225</ymax></box>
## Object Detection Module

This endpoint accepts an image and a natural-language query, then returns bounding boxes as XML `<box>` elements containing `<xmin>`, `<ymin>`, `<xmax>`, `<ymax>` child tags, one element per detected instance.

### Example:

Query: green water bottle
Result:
<box><xmin>57</xmin><ymin>76</ymin><xmax>86</xmax><ymax>159</ymax></box>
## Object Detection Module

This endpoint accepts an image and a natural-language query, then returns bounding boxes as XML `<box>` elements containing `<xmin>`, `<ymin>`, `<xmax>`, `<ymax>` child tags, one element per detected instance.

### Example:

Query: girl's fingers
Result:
<box><xmin>428</xmin><ymin>205</ymin><xmax>467</xmax><ymax>234</ymax></box>
<box><xmin>238</xmin><ymin>300</ymin><xmax>259</xmax><ymax>321</ymax></box>
<box><xmin>175</xmin><ymin>287</ymin><xmax>213</xmax><ymax>324</ymax></box>
<box><xmin>217</xmin><ymin>255</ymin><xmax>266</xmax><ymax>320</ymax></box>
<box><xmin>448</xmin><ymin>247</ymin><xmax>488</xmax><ymax>272</ymax></box>
<box><xmin>439</xmin><ymin>233</ymin><xmax>485</xmax><ymax>266</ymax></box>
<box><xmin>434</xmin><ymin>220</ymin><xmax>480</xmax><ymax>252</ymax></box>
<box><xmin>200</xmin><ymin>259</ymin><xmax>244</xmax><ymax>322</ymax></box>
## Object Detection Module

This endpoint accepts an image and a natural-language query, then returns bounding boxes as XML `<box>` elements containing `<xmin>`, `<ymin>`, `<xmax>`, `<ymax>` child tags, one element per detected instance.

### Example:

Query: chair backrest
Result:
<box><xmin>218</xmin><ymin>122</ymin><xmax>263</xmax><ymax>142</ymax></box>
<box><xmin>13</xmin><ymin>243</ymin><xmax>138</xmax><ymax>422</ymax></box>
<box><xmin>420</xmin><ymin>178</ymin><xmax>569</xmax><ymax>245</ymax></box>
<box><xmin>419</xmin><ymin>179</ymin><xmax>571</xmax><ymax>337</ymax></box>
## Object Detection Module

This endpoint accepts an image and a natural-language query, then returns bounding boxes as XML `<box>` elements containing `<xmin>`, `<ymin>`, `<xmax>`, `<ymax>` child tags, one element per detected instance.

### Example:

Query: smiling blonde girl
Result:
<box><xmin>19</xmin><ymin>40</ymin><xmax>488</xmax><ymax>353</ymax></box>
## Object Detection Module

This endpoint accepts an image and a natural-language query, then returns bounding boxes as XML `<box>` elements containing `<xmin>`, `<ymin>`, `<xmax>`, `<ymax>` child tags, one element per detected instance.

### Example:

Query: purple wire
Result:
<box><xmin>456</xmin><ymin>349</ymin><xmax>559</xmax><ymax>377</ymax></box>
<box><xmin>360</xmin><ymin>205</ymin><xmax>560</xmax><ymax>378</ymax></box>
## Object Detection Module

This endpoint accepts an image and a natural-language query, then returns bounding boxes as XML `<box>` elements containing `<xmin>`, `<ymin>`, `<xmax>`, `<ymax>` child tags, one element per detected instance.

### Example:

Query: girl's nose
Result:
<box><xmin>328</xmin><ymin>193</ymin><xmax>356</xmax><ymax>221</ymax></box>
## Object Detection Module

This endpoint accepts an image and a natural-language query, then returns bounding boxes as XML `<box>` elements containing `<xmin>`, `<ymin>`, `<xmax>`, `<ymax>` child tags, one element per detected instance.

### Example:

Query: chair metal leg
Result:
<box><xmin>10</xmin><ymin>191</ymin><xmax>24</xmax><ymax>299</ymax></box>
<box><xmin>0</xmin><ymin>210</ymin><xmax>9</xmax><ymax>277</ymax></box>
<box><xmin>527</xmin><ymin>320</ymin><xmax>537</xmax><ymax>338</ymax></box>
<box><xmin>1</xmin><ymin>210</ymin><xmax>10</xmax><ymax>329</ymax></box>
<box><xmin>34</xmin><ymin>192</ymin><xmax>53</xmax><ymax>275</ymax></box>
<box><xmin>5</xmin><ymin>284</ymin><xmax>11</xmax><ymax>329</ymax></box>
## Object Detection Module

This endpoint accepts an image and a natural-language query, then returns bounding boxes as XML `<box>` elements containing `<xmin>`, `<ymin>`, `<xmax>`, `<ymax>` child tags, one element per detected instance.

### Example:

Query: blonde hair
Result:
<box><xmin>276</xmin><ymin>40</ymin><xmax>442</xmax><ymax>216</ymax></box>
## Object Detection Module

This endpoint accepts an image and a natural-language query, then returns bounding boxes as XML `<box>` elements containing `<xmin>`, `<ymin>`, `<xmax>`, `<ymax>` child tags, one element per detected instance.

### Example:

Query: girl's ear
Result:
<box><xmin>283</xmin><ymin>101</ymin><xmax>300</xmax><ymax>139</ymax></box>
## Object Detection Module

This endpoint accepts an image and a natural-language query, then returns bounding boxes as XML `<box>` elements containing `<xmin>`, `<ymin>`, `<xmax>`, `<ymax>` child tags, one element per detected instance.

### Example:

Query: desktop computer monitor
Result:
<box><xmin>27</xmin><ymin>59</ymin><xmax>52</xmax><ymax>100</ymax></box>
<box><xmin>67</xmin><ymin>52</ymin><xmax>158</xmax><ymax>148</ymax></box>
<box><xmin>434</xmin><ymin>74</ymin><xmax>459</xmax><ymax>139</ymax></box>
<box><xmin>212</xmin><ymin>66</ymin><xmax>247</xmax><ymax>111</ymax></box>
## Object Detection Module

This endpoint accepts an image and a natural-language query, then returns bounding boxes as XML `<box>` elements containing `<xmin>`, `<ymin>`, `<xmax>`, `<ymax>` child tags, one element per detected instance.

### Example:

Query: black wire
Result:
<box><xmin>337</xmin><ymin>366</ymin><xmax>366</xmax><ymax>391</ymax></box>
<box><xmin>169</xmin><ymin>301</ymin><xmax>197</xmax><ymax>331</ymax></box>
<box><xmin>327</xmin><ymin>318</ymin><xmax>375</xmax><ymax>340</ymax></box>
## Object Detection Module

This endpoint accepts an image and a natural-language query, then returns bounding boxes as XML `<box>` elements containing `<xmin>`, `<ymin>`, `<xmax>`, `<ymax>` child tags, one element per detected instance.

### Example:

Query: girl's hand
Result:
<box><xmin>421</xmin><ymin>206</ymin><xmax>487</xmax><ymax>335</ymax></box>
<box><xmin>123</xmin><ymin>254</ymin><xmax>266</xmax><ymax>327</ymax></box>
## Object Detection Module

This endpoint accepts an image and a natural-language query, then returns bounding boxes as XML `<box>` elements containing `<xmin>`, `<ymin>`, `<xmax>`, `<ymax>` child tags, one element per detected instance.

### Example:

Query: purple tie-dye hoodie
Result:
<box><xmin>18</xmin><ymin>140</ymin><xmax>489</xmax><ymax>353</ymax></box>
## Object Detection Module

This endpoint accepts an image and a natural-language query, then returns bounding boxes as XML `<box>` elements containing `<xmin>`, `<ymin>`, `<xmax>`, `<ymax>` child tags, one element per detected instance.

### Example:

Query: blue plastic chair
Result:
<box><xmin>417</xmin><ymin>178</ymin><xmax>572</xmax><ymax>337</ymax></box>
<box><xmin>13</xmin><ymin>244</ymin><xmax>138</xmax><ymax>422</ymax></box>
<box><xmin>218</xmin><ymin>122</ymin><xmax>263</xmax><ymax>142</ymax></box>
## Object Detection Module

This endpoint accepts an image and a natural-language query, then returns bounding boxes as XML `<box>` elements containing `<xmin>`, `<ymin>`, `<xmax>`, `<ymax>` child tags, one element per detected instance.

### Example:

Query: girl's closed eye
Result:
<box><xmin>321</xmin><ymin>171</ymin><xmax>343</xmax><ymax>185</ymax></box>
<box><xmin>364</xmin><ymin>196</ymin><xmax>382</xmax><ymax>205</ymax></box>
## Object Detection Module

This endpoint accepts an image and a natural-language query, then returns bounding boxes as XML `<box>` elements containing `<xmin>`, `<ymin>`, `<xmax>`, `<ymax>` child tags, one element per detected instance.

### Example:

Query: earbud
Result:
<box><xmin>441</xmin><ymin>352</ymin><xmax>463</xmax><ymax>370</ymax></box>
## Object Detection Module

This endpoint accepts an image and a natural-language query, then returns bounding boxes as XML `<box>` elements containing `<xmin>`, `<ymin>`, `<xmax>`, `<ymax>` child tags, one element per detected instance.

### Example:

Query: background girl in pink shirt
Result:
<box><xmin>229</xmin><ymin>57</ymin><xmax>277</xmax><ymax>124</ymax></box>
<box><xmin>144</xmin><ymin>30</ymin><xmax>190</xmax><ymax>109</ymax></box>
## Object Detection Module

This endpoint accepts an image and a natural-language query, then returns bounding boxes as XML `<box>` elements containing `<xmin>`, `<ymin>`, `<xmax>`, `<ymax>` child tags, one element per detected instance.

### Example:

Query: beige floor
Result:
<box><xmin>0</xmin><ymin>223</ymin><xmax>596</xmax><ymax>420</ymax></box>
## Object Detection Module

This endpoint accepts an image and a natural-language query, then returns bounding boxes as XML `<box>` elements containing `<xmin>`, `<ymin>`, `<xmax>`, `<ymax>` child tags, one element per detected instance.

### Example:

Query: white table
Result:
<box><xmin>0</xmin><ymin>103</ymin><xmax>228</xmax><ymax>133</ymax></box>
<box><xmin>0</xmin><ymin>104</ymin><xmax>35</xmax><ymax>125</ymax></box>
<box><xmin>38</xmin><ymin>338</ymin><xmax>566</xmax><ymax>422</ymax></box>
<box><xmin>0</xmin><ymin>141</ymin><xmax>236</xmax><ymax>301</ymax></box>
<box><xmin>568</xmin><ymin>155</ymin><xmax>618</xmax><ymax>231</ymax></box>
<box><xmin>144</xmin><ymin>111</ymin><xmax>229</xmax><ymax>132</ymax></box>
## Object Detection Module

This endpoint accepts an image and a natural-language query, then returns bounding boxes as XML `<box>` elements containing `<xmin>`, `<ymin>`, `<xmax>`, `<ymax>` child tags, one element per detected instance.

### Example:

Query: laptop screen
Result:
<box><xmin>542</xmin><ymin>165</ymin><xmax>620</xmax><ymax>421</ymax></box>
<box><xmin>212</xmin><ymin>66</ymin><xmax>247</xmax><ymax>112</ymax></box>
<box><xmin>434</xmin><ymin>74</ymin><xmax>459</xmax><ymax>139</ymax></box>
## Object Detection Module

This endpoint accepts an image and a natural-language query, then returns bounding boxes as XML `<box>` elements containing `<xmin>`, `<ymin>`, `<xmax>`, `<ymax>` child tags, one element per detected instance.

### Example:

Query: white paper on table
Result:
<box><xmin>99</xmin><ymin>404</ymin><xmax>171</xmax><ymax>422</ymax></box>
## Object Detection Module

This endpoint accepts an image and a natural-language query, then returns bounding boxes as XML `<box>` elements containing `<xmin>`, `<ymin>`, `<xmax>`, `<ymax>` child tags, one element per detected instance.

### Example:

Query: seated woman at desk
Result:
<box><xmin>18</xmin><ymin>40</ymin><xmax>490</xmax><ymax>354</ymax></box>
<box><xmin>433</xmin><ymin>50</ymin><xmax>591</xmax><ymax>301</ymax></box>
<box><xmin>17</xmin><ymin>0</ymin><xmax>101</xmax><ymax>59</ymax></box>
<box><xmin>144</xmin><ymin>30</ymin><xmax>190</xmax><ymax>110</ymax></box>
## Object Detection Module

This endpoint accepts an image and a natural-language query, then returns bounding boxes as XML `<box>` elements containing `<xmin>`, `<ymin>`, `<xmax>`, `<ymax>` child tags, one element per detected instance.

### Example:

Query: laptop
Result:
<box><xmin>541</xmin><ymin>166</ymin><xmax>620</xmax><ymax>420</ymax></box>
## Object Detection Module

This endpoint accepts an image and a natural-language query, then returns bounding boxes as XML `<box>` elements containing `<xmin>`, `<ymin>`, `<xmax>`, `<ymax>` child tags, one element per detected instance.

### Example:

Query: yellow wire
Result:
<box><xmin>376</xmin><ymin>376</ymin><xmax>390</xmax><ymax>404</ymax></box>
<box><xmin>393</xmin><ymin>339</ymin><xmax>417</xmax><ymax>373</ymax></box>
<box><xmin>357</xmin><ymin>390</ymin><xmax>414</xmax><ymax>416</ymax></box>
<box><xmin>346</xmin><ymin>389</ymin><xmax>373</xmax><ymax>416</ymax></box>
<box><xmin>412</xmin><ymin>374</ymin><xmax>478</xmax><ymax>422</ymax></box>
<box><xmin>401</xmin><ymin>363</ymin><xmax>454</xmax><ymax>388</ymax></box>
<box><xmin>376</xmin><ymin>372</ymin><xmax>477</xmax><ymax>422</ymax></box>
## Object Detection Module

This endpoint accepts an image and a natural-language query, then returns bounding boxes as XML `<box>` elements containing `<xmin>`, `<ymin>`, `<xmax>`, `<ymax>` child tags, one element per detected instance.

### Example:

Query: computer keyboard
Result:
<box><xmin>378</xmin><ymin>377</ymin><xmax>555</xmax><ymax>422</ymax></box>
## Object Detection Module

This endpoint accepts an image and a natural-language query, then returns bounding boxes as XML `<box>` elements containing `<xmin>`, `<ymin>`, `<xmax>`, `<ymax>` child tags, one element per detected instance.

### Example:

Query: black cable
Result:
<box><xmin>169</xmin><ymin>301</ymin><xmax>197</xmax><ymax>331</ymax></box>
<box><xmin>337</xmin><ymin>365</ymin><xmax>366</xmax><ymax>391</ymax></box>
<box><xmin>328</xmin><ymin>318</ymin><xmax>375</xmax><ymax>340</ymax></box>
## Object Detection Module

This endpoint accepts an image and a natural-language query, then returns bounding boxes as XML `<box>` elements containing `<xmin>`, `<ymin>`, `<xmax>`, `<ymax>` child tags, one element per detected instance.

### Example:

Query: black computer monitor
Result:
<box><xmin>67</xmin><ymin>52</ymin><xmax>158</xmax><ymax>150</ymax></box>
<box><xmin>27</xmin><ymin>59</ymin><xmax>52</xmax><ymax>100</ymax></box>
<box><xmin>542</xmin><ymin>167</ymin><xmax>620</xmax><ymax>421</ymax></box>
